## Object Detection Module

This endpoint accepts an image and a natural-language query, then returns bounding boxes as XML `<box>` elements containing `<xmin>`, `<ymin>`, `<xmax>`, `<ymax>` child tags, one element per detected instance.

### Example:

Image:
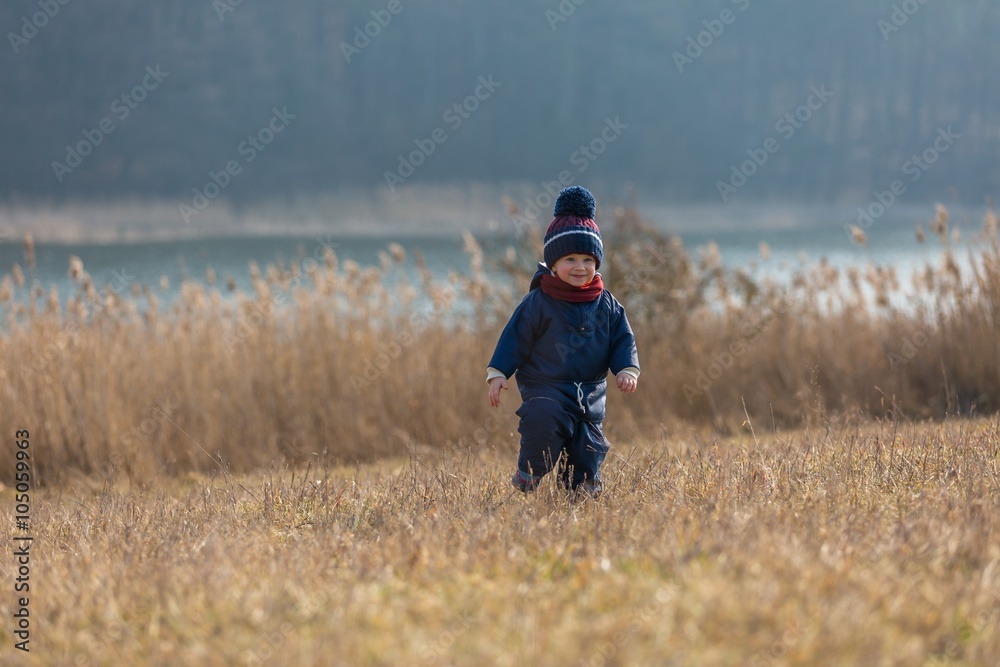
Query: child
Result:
<box><xmin>487</xmin><ymin>186</ymin><xmax>639</xmax><ymax>497</ymax></box>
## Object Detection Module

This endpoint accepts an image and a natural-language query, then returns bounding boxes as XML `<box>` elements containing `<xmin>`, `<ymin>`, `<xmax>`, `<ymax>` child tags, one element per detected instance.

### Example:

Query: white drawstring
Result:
<box><xmin>574</xmin><ymin>382</ymin><xmax>585</xmax><ymax>414</ymax></box>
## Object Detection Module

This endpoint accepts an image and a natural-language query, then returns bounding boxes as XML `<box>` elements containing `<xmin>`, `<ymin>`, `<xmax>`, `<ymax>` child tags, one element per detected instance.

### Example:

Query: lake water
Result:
<box><xmin>0</xmin><ymin>216</ymin><xmax>985</xmax><ymax>313</ymax></box>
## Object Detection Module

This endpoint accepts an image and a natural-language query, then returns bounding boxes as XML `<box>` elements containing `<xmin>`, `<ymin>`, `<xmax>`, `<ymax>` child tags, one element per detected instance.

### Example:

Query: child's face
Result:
<box><xmin>552</xmin><ymin>253</ymin><xmax>597</xmax><ymax>287</ymax></box>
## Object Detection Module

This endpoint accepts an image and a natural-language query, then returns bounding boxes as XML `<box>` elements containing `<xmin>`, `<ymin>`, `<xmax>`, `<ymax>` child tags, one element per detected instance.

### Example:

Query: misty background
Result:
<box><xmin>0</xmin><ymin>0</ymin><xmax>997</xmax><ymax>242</ymax></box>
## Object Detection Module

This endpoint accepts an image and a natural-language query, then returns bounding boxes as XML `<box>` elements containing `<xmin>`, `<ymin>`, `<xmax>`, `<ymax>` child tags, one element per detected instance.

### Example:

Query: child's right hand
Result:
<box><xmin>488</xmin><ymin>377</ymin><xmax>508</xmax><ymax>408</ymax></box>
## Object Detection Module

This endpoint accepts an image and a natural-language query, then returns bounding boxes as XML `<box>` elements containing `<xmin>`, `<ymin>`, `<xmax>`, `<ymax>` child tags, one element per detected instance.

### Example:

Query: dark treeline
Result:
<box><xmin>1</xmin><ymin>0</ymin><xmax>997</xmax><ymax>205</ymax></box>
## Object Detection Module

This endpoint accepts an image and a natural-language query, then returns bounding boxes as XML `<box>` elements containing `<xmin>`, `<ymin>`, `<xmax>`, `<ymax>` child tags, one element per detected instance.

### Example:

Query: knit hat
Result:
<box><xmin>544</xmin><ymin>186</ymin><xmax>603</xmax><ymax>269</ymax></box>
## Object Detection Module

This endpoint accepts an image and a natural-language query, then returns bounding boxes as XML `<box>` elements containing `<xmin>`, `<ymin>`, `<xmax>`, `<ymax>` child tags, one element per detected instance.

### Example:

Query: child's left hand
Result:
<box><xmin>616</xmin><ymin>373</ymin><xmax>637</xmax><ymax>393</ymax></box>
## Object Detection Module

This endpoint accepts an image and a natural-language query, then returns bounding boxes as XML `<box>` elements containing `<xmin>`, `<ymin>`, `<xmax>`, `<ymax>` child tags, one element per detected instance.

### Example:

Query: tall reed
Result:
<box><xmin>1</xmin><ymin>204</ymin><xmax>998</xmax><ymax>481</ymax></box>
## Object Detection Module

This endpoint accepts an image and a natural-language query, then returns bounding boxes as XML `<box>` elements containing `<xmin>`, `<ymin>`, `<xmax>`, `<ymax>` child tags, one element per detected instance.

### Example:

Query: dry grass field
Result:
<box><xmin>1</xmin><ymin>419</ymin><xmax>998</xmax><ymax>665</ymax></box>
<box><xmin>1</xmin><ymin>203</ymin><xmax>999</xmax><ymax>664</ymax></box>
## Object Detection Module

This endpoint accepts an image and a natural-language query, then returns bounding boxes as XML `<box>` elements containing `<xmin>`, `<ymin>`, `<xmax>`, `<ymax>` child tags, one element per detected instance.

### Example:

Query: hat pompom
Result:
<box><xmin>553</xmin><ymin>186</ymin><xmax>596</xmax><ymax>220</ymax></box>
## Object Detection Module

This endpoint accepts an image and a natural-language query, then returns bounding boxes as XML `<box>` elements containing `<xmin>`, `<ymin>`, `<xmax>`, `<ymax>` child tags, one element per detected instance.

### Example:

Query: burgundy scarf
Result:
<box><xmin>540</xmin><ymin>272</ymin><xmax>604</xmax><ymax>302</ymax></box>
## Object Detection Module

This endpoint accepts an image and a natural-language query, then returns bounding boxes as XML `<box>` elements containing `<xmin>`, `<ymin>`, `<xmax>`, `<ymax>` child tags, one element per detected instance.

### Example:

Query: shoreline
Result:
<box><xmin>1</xmin><ymin>194</ymin><xmax>981</xmax><ymax>246</ymax></box>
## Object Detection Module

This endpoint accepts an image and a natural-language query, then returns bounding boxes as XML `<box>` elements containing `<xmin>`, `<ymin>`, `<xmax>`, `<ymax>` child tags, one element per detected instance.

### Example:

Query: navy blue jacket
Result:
<box><xmin>488</xmin><ymin>263</ymin><xmax>640</xmax><ymax>422</ymax></box>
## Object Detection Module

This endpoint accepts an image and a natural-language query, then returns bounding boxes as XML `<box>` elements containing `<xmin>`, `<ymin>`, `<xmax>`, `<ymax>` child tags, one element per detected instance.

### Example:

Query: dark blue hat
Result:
<box><xmin>544</xmin><ymin>186</ymin><xmax>603</xmax><ymax>269</ymax></box>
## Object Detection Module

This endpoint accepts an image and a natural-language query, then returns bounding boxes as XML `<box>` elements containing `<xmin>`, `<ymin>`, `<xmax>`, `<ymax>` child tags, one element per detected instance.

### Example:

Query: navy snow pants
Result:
<box><xmin>515</xmin><ymin>396</ymin><xmax>609</xmax><ymax>490</ymax></box>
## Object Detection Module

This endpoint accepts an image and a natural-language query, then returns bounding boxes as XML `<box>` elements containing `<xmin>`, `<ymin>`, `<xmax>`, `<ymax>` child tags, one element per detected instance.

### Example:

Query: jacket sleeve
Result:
<box><xmin>487</xmin><ymin>292</ymin><xmax>542</xmax><ymax>379</ymax></box>
<box><xmin>608</xmin><ymin>298</ymin><xmax>640</xmax><ymax>376</ymax></box>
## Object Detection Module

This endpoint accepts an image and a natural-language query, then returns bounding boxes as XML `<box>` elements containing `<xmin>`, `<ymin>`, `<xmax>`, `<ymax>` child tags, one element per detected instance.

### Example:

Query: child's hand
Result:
<box><xmin>616</xmin><ymin>373</ymin><xmax>637</xmax><ymax>393</ymax></box>
<box><xmin>489</xmin><ymin>377</ymin><xmax>508</xmax><ymax>407</ymax></box>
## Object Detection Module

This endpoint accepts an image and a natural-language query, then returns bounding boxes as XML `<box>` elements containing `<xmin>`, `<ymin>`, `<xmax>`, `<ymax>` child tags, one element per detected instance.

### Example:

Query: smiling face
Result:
<box><xmin>551</xmin><ymin>253</ymin><xmax>597</xmax><ymax>287</ymax></box>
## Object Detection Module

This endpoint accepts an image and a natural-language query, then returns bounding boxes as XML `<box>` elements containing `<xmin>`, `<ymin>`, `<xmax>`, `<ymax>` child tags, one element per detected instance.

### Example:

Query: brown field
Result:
<box><xmin>1</xmin><ymin>419</ymin><xmax>999</xmax><ymax>665</ymax></box>
<box><xmin>1</xmin><ymin>203</ymin><xmax>999</xmax><ymax>664</ymax></box>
